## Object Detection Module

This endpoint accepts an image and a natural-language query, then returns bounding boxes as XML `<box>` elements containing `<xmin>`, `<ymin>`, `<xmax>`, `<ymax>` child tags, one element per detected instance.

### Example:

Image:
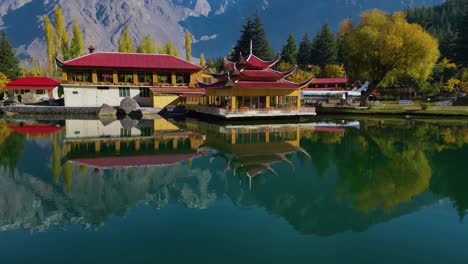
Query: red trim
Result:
<box><xmin>312</xmin><ymin>78</ymin><xmax>348</xmax><ymax>84</ymax></box>
<box><xmin>5</xmin><ymin>77</ymin><xmax>60</xmax><ymax>90</ymax></box>
<box><xmin>8</xmin><ymin>124</ymin><xmax>63</xmax><ymax>135</ymax></box>
<box><xmin>72</xmin><ymin>154</ymin><xmax>198</xmax><ymax>168</ymax></box>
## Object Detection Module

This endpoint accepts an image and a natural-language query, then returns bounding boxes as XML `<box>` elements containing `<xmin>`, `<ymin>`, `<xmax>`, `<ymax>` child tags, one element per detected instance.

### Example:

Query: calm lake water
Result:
<box><xmin>0</xmin><ymin>116</ymin><xmax>467</xmax><ymax>264</ymax></box>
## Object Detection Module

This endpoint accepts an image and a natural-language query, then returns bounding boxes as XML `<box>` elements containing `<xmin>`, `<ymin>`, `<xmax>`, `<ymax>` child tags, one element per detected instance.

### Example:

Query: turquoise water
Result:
<box><xmin>0</xmin><ymin>117</ymin><xmax>467</xmax><ymax>263</ymax></box>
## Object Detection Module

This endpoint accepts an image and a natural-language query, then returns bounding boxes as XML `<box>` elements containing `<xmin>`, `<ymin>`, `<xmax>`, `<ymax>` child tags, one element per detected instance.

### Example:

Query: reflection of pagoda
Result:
<box><xmin>192</xmin><ymin>44</ymin><xmax>315</xmax><ymax>119</ymax></box>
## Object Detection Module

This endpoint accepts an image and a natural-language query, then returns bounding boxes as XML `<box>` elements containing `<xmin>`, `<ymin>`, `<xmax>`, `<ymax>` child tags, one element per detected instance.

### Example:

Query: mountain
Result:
<box><xmin>0</xmin><ymin>0</ymin><xmax>445</xmax><ymax>61</ymax></box>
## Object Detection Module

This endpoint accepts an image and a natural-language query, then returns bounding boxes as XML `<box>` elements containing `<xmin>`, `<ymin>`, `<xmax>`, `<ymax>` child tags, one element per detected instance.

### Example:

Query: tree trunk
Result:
<box><xmin>359</xmin><ymin>83</ymin><xmax>377</xmax><ymax>107</ymax></box>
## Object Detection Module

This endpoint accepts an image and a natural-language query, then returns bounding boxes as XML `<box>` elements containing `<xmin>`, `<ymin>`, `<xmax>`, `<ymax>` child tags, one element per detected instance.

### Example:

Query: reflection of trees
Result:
<box><xmin>0</xmin><ymin>122</ymin><xmax>25</xmax><ymax>169</ymax></box>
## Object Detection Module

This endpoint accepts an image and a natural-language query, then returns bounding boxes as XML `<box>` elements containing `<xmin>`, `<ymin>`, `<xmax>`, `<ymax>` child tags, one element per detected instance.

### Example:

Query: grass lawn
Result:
<box><xmin>318</xmin><ymin>104</ymin><xmax>468</xmax><ymax>117</ymax></box>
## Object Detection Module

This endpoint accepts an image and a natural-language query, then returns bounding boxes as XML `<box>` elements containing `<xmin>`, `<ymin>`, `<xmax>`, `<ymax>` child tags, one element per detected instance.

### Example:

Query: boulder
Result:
<box><xmin>120</xmin><ymin>116</ymin><xmax>139</xmax><ymax>129</ymax></box>
<box><xmin>119</xmin><ymin>97</ymin><xmax>141</xmax><ymax>115</ymax></box>
<box><xmin>98</xmin><ymin>104</ymin><xmax>117</xmax><ymax>116</ymax></box>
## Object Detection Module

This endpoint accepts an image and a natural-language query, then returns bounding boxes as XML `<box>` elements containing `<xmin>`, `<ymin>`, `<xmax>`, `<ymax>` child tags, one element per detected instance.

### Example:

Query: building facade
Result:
<box><xmin>57</xmin><ymin>47</ymin><xmax>202</xmax><ymax>108</ymax></box>
<box><xmin>5</xmin><ymin>77</ymin><xmax>60</xmax><ymax>103</ymax></box>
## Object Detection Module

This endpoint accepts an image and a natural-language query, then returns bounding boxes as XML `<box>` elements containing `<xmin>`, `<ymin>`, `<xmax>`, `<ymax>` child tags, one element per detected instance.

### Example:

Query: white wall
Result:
<box><xmin>63</xmin><ymin>85</ymin><xmax>152</xmax><ymax>107</ymax></box>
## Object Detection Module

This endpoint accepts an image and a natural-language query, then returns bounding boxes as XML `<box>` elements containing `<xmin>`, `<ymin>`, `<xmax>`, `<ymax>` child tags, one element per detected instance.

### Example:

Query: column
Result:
<box><xmin>135</xmin><ymin>140</ymin><xmax>141</xmax><ymax>152</ymax></box>
<box><xmin>62</xmin><ymin>71</ymin><xmax>68</xmax><ymax>83</ymax></box>
<box><xmin>297</xmin><ymin>95</ymin><xmax>301</xmax><ymax>108</ymax></box>
<box><xmin>113</xmin><ymin>71</ymin><xmax>118</xmax><ymax>84</ymax></box>
<box><xmin>172</xmin><ymin>139</ymin><xmax>178</xmax><ymax>150</ymax></box>
<box><xmin>133</xmin><ymin>72</ymin><xmax>138</xmax><ymax>85</ymax></box>
<box><xmin>154</xmin><ymin>139</ymin><xmax>160</xmax><ymax>150</ymax></box>
<box><xmin>152</xmin><ymin>72</ymin><xmax>158</xmax><ymax>86</ymax></box>
<box><xmin>171</xmin><ymin>72</ymin><xmax>177</xmax><ymax>86</ymax></box>
<box><xmin>231</xmin><ymin>131</ymin><xmax>236</xmax><ymax>144</ymax></box>
<box><xmin>95</xmin><ymin>141</ymin><xmax>101</xmax><ymax>153</ymax></box>
<box><xmin>92</xmin><ymin>70</ymin><xmax>98</xmax><ymax>84</ymax></box>
<box><xmin>115</xmin><ymin>141</ymin><xmax>121</xmax><ymax>153</ymax></box>
<box><xmin>266</xmin><ymin>96</ymin><xmax>270</xmax><ymax>108</ymax></box>
<box><xmin>230</xmin><ymin>96</ymin><xmax>237</xmax><ymax>110</ymax></box>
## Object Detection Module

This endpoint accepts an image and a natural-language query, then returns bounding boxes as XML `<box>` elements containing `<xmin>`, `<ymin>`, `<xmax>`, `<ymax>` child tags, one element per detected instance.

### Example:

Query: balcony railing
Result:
<box><xmin>186</xmin><ymin>105</ymin><xmax>316</xmax><ymax>118</ymax></box>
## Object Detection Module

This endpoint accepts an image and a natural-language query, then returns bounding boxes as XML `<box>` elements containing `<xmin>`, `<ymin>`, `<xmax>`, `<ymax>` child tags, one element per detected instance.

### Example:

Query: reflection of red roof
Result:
<box><xmin>8</xmin><ymin>123</ymin><xmax>63</xmax><ymax>135</ymax></box>
<box><xmin>197</xmin><ymin>79</ymin><xmax>313</xmax><ymax>89</ymax></box>
<box><xmin>312</xmin><ymin>78</ymin><xmax>348</xmax><ymax>84</ymax></box>
<box><xmin>314</xmin><ymin>127</ymin><xmax>346</xmax><ymax>133</ymax></box>
<box><xmin>71</xmin><ymin>154</ymin><xmax>198</xmax><ymax>169</ymax></box>
<box><xmin>5</xmin><ymin>77</ymin><xmax>60</xmax><ymax>90</ymax></box>
<box><xmin>150</xmin><ymin>87</ymin><xmax>206</xmax><ymax>95</ymax></box>
<box><xmin>62</xmin><ymin>52</ymin><xmax>201</xmax><ymax>71</ymax></box>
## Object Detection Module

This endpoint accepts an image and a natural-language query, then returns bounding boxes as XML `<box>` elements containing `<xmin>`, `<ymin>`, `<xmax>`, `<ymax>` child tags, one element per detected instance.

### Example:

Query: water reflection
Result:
<box><xmin>0</xmin><ymin>117</ymin><xmax>467</xmax><ymax>235</ymax></box>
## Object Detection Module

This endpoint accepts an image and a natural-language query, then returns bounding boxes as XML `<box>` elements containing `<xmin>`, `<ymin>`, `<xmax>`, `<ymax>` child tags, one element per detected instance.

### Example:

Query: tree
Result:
<box><xmin>185</xmin><ymin>31</ymin><xmax>192</xmax><ymax>62</ymax></box>
<box><xmin>457</xmin><ymin>0</ymin><xmax>468</xmax><ymax>65</ymax></box>
<box><xmin>337</xmin><ymin>18</ymin><xmax>355</xmax><ymax>69</ymax></box>
<box><xmin>322</xmin><ymin>64</ymin><xmax>345</xmax><ymax>78</ymax></box>
<box><xmin>200</xmin><ymin>53</ymin><xmax>206</xmax><ymax>67</ymax></box>
<box><xmin>54</xmin><ymin>6</ymin><xmax>69</xmax><ymax>57</ymax></box>
<box><xmin>136</xmin><ymin>35</ymin><xmax>157</xmax><ymax>54</ymax></box>
<box><xmin>70</xmin><ymin>21</ymin><xmax>84</xmax><ymax>58</ymax></box>
<box><xmin>43</xmin><ymin>16</ymin><xmax>55</xmax><ymax>74</ymax></box>
<box><xmin>159</xmin><ymin>42</ymin><xmax>178</xmax><ymax>57</ymax></box>
<box><xmin>231</xmin><ymin>17</ymin><xmax>254</xmax><ymax>61</ymax></box>
<box><xmin>280</xmin><ymin>34</ymin><xmax>298</xmax><ymax>65</ymax></box>
<box><xmin>0</xmin><ymin>72</ymin><xmax>9</xmax><ymax>92</ymax></box>
<box><xmin>297</xmin><ymin>33</ymin><xmax>313</xmax><ymax>67</ymax></box>
<box><xmin>278</xmin><ymin>62</ymin><xmax>312</xmax><ymax>83</ymax></box>
<box><xmin>118</xmin><ymin>26</ymin><xmax>134</xmax><ymax>53</ymax></box>
<box><xmin>311</xmin><ymin>23</ymin><xmax>338</xmax><ymax>67</ymax></box>
<box><xmin>341</xmin><ymin>10</ymin><xmax>440</xmax><ymax>105</ymax></box>
<box><xmin>0</xmin><ymin>30</ymin><xmax>21</xmax><ymax>80</ymax></box>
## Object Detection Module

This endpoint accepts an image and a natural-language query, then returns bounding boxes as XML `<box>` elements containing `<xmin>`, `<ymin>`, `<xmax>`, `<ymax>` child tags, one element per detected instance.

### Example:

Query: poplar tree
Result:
<box><xmin>43</xmin><ymin>15</ymin><xmax>55</xmax><ymax>74</ymax></box>
<box><xmin>136</xmin><ymin>35</ymin><xmax>157</xmax><ymax>53</ymax></box>
<box><xmin>311</xmin><ymin>23</ymin><xmax>338</xmax><ymax>67</ymax></box>
<box><xmin>159</xmin><ymin>42</ymin><xmax>178</xmax><ymax>57</ymax></box>
<box><xmin>185</xmin><ymin>31</ymin><xmax>192</xmax><ymax>62</ymax></box>
<box><xmin>297</xmin><ymin>33</ymin><xmax>313</xmax><ymax>67</ymax></box>
<box><xmin>199</xmin><ymin>53</ymin><xmax>206</xmax><ymax>66</ymax></box>
<box><xmin>0</xmin><ymin>30</ymin><xmax>21</xmax><ymax>80</ymax></box>
<box><xmin>118</xmin><ymin>26</ymin><xmax>134</xmax><ymax>53</ymax></box>
<box><xmin>280</xmin><ymin>34</ymin><xmax>298</xmax><ymax>65</ymax></box>
<box><xmin>70</xmin><ymin>21</ymin><xmax>84</xmax><ymax>58</ymax></box>
<box><xmin>54</xmin><ymin>6</ymin><xmax>68</xmax><ymax>56</ymax></box>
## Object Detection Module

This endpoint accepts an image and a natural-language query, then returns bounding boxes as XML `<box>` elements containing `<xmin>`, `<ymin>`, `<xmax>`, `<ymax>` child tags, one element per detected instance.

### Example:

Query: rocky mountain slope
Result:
<box><xmin>0</xmin><ymin>0</ymin><xmax>444</xmax><ymax>61</ymax></box>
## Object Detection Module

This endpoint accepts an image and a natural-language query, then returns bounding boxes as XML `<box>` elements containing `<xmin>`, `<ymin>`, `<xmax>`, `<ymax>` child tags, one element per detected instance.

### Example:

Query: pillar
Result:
<box><xmin>266</xmin><ymin>132</ymin><xmax>270</xmax><ymax>143</ymax></box>
<box><xmin>152</xmin><ymin>72</ymin><xmax>158</xmax><ymax>86</ymax></box>
<box><xmin>95</xmin><ymin>141</ymin><xmax>101</xmax><ymax>153</ymax></box>
<box><xmin>231</xmin><ymin>131</ymin><xmax>236</xmax><ymax>144</ymax></box>
<box><xmin>135</xmin><ymin>140</ymin><xmax>141</xmax><ymax>152</ymax></box>
<box><xmin>133</xmin><ymin>72</ymin><xmax>138</xmax><ymax>85</ymax></box>
<box><xmin>115</xmin><ymin>141</ymin><xmax>121</xmax><ymax>152</ymax></box>
<box><xmin>62</xmin><ymin>71</ymin><xmax>68</xmax><ymax>83</ymax></box>
<box><xmin>171</xmin><ymin>72</ymin><xmax>177</xmax><ymax>86</ymax></box>
<box><xmin>230</xmin><ymin>96</ymin><xmax>237</xmax><ymax>109</ymax></box>
<box><xmin>154</xmin><ymin>139</ymin><xmax>160</xmax><ymax>150</ymax></box>
<box><xmin>172</xmin><ymin>139</ymin><xmax>178</xmax><ymax>150</ymax></box>
<box><xmin>92</xmin><ymin>70</ymin><xmax>98</xmax><ymax>84</ymax></box>
<box><xmin>113</xmin><ymin>71</ymin><xmax>118</xmax><ymax>84</ymax></box>
<box><xmin>266</xmin><ymin>96</ymin><xmax>270</xmax><ymax>108</ymax></box>
<box><xmin>297</xmin><ymin>95</ymin><xmax>301</xmax><ymax>108</ymax></box>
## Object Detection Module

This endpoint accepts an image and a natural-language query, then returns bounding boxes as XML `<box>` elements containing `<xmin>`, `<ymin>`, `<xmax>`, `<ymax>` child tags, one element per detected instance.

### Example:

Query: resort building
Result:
<box><xmin>56</xmin><ymin>46</ymin><xmax>203</xmax><ymax>108</ymax></box>
<box><xmin>5</xmin><ymin>77</ymin><xmax>61</xmax><ymax>103</ymax></box>
<box><xmin>308</xmin><ymin>77</ymin><xmax>349</xmax><ymax>89</ymax></box>
<box><xmin>193</xmin><ymin>49</ymin><xmax>316</xmax><ymax>118</ymax></box>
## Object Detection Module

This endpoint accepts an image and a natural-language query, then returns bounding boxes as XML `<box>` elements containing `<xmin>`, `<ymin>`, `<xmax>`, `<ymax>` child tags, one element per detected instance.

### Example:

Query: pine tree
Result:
<box><xmin>118</xmin><ymin>26</ymin><xmax>134</xmax><ymax>53</ymax></box>
<box><xmin>297</xmin><ymin>33</ymin><xmax>313</xmax><ymax>67</ymax></box>
<box><xmin>200</xmin><ymin>53</ymin><xmax>206</xmax><ymax>66</ymax></box>
<box><xmin>185</xmin><ymin>31</ymin><xmax>192</xmax><ymax>62</ymax></box>
<box><xmin>70</xmin><ymin>21</ymin><xmax>84</xmax><ymax>58</ymax></box>
<box><xmin>136</xmin><ymin>35</ymin><xmax>157</xmax><ymax>54</ymax></box>
<box><xmin>280</xmin><ymin>34</ymin><xmax>298</xmax><ymax>65</ymax></box>
<box><xmin>457</xmin><ymin>0</ymin><xmax>468</xmax><ymax>65</ymax></box>
<box><xmin>231</xmin><ymin>17</ymin><xmax>255</xmax><ymax>61</ymax></box>
<box><xmin>54</xmin><ymin>6</ymin><xmax>69</xmax><ymax>57</ymax></box>
<box><xmin>43</xmin><ymin>16</ymin><xmax>55</xmax><ymax>74</ymax></box>
<box><xmin>0</xmin><ymin>30</ymin><xmax>21</xmax><ymax>80</ymax></box>
<box><xmin>311</xmin><ymin>23</ymin><xmax>338</xmax><ymax>67</ymax></box>
<box><xmin>252</xmin><ymin>12</ymin><xmax>274</xmax><ymax>60</ymax></box>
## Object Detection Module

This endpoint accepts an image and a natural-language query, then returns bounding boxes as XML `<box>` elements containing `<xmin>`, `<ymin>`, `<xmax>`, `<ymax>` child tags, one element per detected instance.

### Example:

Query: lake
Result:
<box><xmin>0</xmin><ymin>116</ymin><xmax>467</xmax><ymax>264</ymax></box>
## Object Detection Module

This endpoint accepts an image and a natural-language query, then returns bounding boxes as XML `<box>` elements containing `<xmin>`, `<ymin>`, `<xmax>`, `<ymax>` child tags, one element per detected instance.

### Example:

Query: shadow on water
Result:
<box><xmin>0</xmin><ymin>116</ymin><xmax>467</xmax><ymax>236</ymax></box>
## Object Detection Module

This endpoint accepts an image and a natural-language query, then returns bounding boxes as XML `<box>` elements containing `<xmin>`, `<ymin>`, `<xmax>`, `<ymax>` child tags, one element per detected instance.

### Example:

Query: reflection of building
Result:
<box><xmin>193</xmin><ymin>47</ymin><xmax>316</xmax><ymax>119</ymax></box>
<box><xmin>5</xmin><ymin>77</ymin><xmax>60</xmax><ymax>102</ymax></box>
<box><xmin>64</xmin><ymin>118</ymin><xmax>205</xmax><ymax>169</ymax></box>
<box><xmin>56</xmin><ymin>46</ymin><xmax>202</xmax><ymax>108</ymax></box>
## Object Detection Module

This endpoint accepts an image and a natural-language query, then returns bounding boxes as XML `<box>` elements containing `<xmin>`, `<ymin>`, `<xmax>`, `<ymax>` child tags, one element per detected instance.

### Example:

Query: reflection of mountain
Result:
<box><xmin>0</xmin><ymin>118</ymin><xmax>467</xmax><ymax>235</ymax></box>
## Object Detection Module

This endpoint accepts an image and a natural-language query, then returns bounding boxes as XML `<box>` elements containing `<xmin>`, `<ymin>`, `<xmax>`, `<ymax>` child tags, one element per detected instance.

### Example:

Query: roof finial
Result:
<box><xmin>249</xmin><ymin>39</ymin><xmax>253</xmax><ymax>55</ymax></box>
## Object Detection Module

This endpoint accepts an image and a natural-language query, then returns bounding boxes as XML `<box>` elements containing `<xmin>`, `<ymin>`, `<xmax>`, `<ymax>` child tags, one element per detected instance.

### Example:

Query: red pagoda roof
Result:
<box><xmin>224</xmin><ymin>54</ymin><xmax>281</xmax><ymax>70</ymax></box>
<box><xmin>5</xmin><ymin>77</ymin><xmax>60</xmax><ymax>90</ymax></box>
<box><xmin>8</xmin><ymin>123</ymin><xmax>63</xmax><ymax>135</ymax></box>
<box><xmin>312</xmin><ymin>77</ymin><xmax>348</xmax><ymax>84</ymax></box>
<box><xmin>197</xmin><ymin>78</ymin><xmax>313</xmax><ymax>89</ymax></box>
<box><xmin>61</xmin><ymin>52</ymin><xmax>201</xmax><ymax>71</ymax></box>
<box><xmin>71</xmin><ymin>153</ymin><xmax>198</xmax><ymax>169</ymax></box>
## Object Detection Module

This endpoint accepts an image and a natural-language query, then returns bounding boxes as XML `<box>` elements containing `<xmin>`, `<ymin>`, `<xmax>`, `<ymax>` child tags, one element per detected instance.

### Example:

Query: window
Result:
<box><xmin>118</xmin><ymin>72</ymin><xmax>134</xmax><ymax>84</ymax></box>
<box><xmin>97</xmin><ymin>71</ymin><xmax>114</xmax><ymax>83</ymax></box>
<box><xmin>69</xmin><ymin>71</ymin><xmax>92</xmax><ymax>82</ymax></box>
<box><xmin>176</xmin><ymin>73</ymin><xmax>190</xmax><ymax>85</ymax></box>
<box><xmin>119</xmin><ymin>87</ymin><xmax>130</xmax><ymax>97</ymax></box>
<box><xmin>157</xmin><ymin>72</ymin><xmax>172</xmax><ymax>84</ymax></box>
<box><xmin>140</xmin><ymin>127</ymin><xmax>154</xmax><ymax>137</ymax></box>
<box><xmin>36</xmin><ymin>90</ymin><xmax>45</xmax><ymax>95</ymax></box>
<box><xmin>139</xmin><ymin>87</ymin><xmax>150</xmax><ymax>97</ymax></box>
<box><xmin>120</xmin><ymin>128</ymin><xmax>131</xmax><ymax>137</ymax></box>
<box><xmin>138</xmin><ymin>72</ymin><xmax>153</xmax><ymax>84</ymax></box>
<box><xmin>72</xmin><ymin>91</ymin><xmax>79</xmax><ymax>95</ymax></box>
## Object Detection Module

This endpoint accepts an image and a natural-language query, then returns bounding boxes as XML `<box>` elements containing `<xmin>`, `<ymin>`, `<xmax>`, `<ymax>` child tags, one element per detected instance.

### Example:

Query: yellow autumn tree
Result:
<box><xmin>322</xmin><ymin>64</ymin><xmax>346</xmax><ymax>78</ymax></box>
<box><xmin>43</xmin><ymin>15</ymin><xmax>55</xmax><ymax>75</ymax></box>
<box><xmin>278</xmin><ymin>62</ymin><xmax>313</xmax><ymax>83</ymax></box>
<box><xmin>185</xmin><ymin>30</ymin><xmax>192</xmax><ymax>62</ymax></box>
<box><xmin>199</xmin><ymin>53</ymin><xmax>205</xmax><ymax>67</ymax></box>
<box><xmin>54</xmin><ymin>6</ymin><xmax>69</xmax><ymax>58</ymax></box>
<box><xmin>136</xmin><ymin>35</ymin><xmax>157</xmax><ymax>54</ymax></box>
<box><xmin>341</xmin><ymin>10</ymin><xmax>440</xmax><ymax>105</ymax></box>
<box><xmin>118</xmin><ymin>26</ymin><xmax>134</xmax><ymax>53</ymax></box>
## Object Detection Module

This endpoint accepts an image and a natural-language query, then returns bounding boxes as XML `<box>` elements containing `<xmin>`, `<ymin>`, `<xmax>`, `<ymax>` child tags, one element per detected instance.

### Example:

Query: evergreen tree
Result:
<box><xmin>252</xmin><ymin>12</ymin><xmax>274</xmax><ymax>60</ymax></box>
<box><xmin>297</xmin><ymin>33</ymin><xmax>313</xmax><ymax>67</ymax></box>
<box><xmin>118</xmin><ymin>26</ymin><xmax>134</xmax><ymax>53</ymax></box>
<box><xmin>200</xmin><ymin>53</ymin><xmax>206</xmax><ymax>67</ymax></box>
<box><xmin>43</xmin><ymin>15</ymin><xmax>55</xmax><ymax>74</ymax></box>
<box><xmin>136</xmin><ymin>35</ymin><xmax>157</xmax><ymax>54</ymax></box>
<box><xmin>70</xmin><ymin>21</ymin><xmax>84</xmax><ymax>58</ymax></box>
<box><xmin>311</xmin><ymin>23</ymin><xmax>338</xmax><ymax>67</ymax></box>
<box><xmin>280</xmin><ymin>34</ymin><xmax>298</xmax><ymax>65</ymax></box>
<box><xmin>54</xmin><ymin>6</ymin><xmax>69</xmax><ymax>57</ymax></box>
<box><xmin>457</xmin><ymin>0</ymin><xmax>468</xmax><ymax>65</ymax></box>
<box><xmin>0</xmin><ymin>30</ymin><xmax>21</xmax><ymax>80</ymax></box>
<box><xmin>231</xmin><ymin>17</ymin><xmax>255</xmax><ymax>61</ymax></box>
<box><xmin>185</xmin><ymin>31</ymin><xmax>192</xmax><ymax>62</ymax></box>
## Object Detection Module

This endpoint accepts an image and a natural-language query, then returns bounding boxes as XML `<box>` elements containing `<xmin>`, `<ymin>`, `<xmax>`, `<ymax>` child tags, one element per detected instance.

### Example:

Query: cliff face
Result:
<box><xmin>0</xmin><ymin>0</ymin><xmax>444</xmax><ymax>60</ymax></box>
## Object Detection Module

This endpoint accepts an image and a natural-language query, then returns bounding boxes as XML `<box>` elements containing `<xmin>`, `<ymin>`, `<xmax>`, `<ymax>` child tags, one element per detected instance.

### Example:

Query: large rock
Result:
<box><xmin>98</xmin><ymin>104</ymin><xmax>117</xmax><ymax>116</ymax></box>
<box><xmin>120</xmin><ymin>116</ymin><xmax>139</xmax><ymax>130</ymax></box>
<box><xmin>119</xmin><ymin>97</ymin><xmax>141</xmax><ymax>115</ymax></box>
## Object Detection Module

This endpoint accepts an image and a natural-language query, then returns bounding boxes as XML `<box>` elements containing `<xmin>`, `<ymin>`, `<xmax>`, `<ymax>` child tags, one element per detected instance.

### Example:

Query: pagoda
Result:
<box><xmin>195</xmin><ymin>44</ymin><xmax>315</xmax><ymax>118</ymax></box>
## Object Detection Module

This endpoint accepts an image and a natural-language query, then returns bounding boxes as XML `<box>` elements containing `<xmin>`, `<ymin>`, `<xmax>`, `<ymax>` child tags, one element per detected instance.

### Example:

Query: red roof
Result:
<box><xmin>5</xmin><ymin>77</ymin><xmax>60</xmax><ymax>90</ymax></box>
<box><xmin>312</xmin><ymin>78</ymin><xmax>348</xmax><ymax>84</ymax></box>
<box><xmin>236</xmin><ymin>80</ymin><xmax>311</xmax><ymax>89</ymax></box>
<box><xmin>62</xmin><ymin>52</ymin><xmax>201</xmax><ymax>71</ymax></box>
<box><xmin>225</xmin><ymin>54</ymin><xmax>280</xmax><ymax>70</ymax></box>
<box><xmin>8</xmin><ymin>123</ymin><xmax>63</xmax><ymax>135</ymax></box>
<box><xmin>71</xmin><ymin>154</ymin><xmax>198</xmax><ymax>169</ymax></box>
<box><xmin>240</xmin><ymin>67</ymin><xmax>296</xmax><ymax>81</ymax></box>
